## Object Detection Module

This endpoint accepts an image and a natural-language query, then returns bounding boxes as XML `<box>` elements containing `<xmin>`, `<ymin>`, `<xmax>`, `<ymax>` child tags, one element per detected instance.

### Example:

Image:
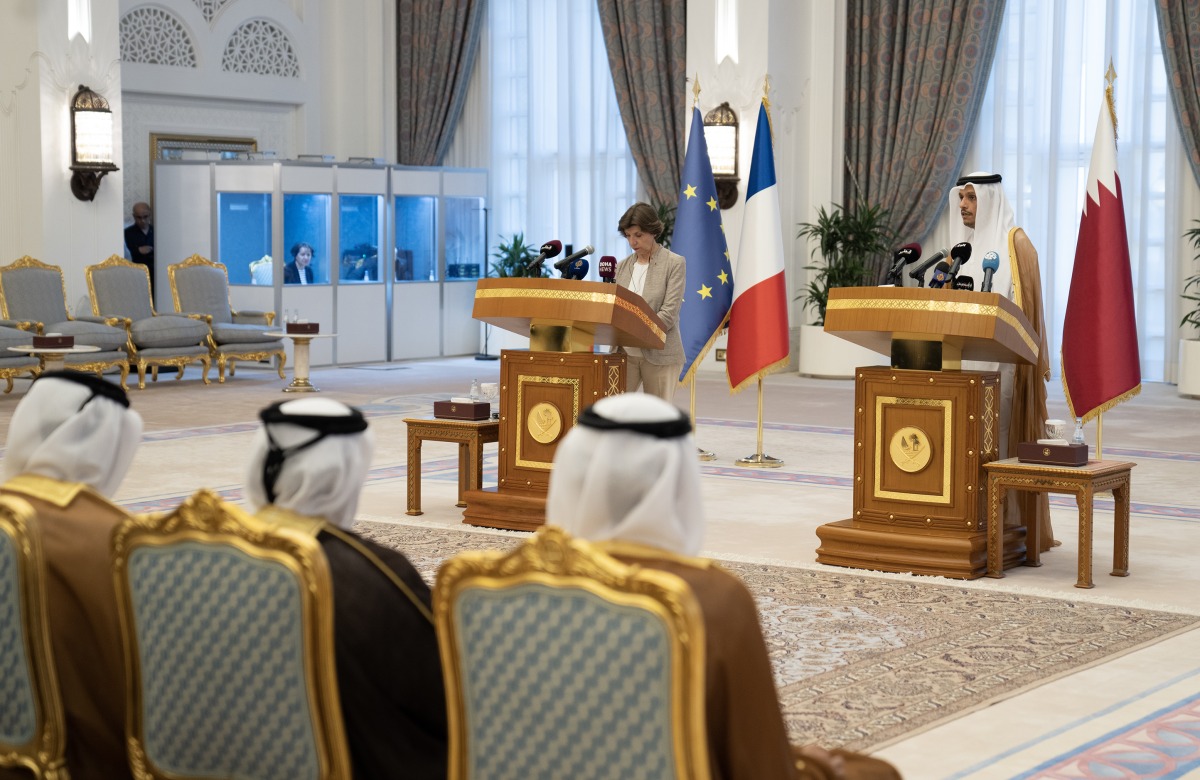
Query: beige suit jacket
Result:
<box><xmin>614</xmin><ymin>244</ymin><xmax>686</xmax><ymax>365</ymax></box>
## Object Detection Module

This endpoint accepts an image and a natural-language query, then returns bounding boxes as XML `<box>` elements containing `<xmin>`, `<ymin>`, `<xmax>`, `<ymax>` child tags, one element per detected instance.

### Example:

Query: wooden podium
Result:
<box><xmin>814</xmin><ymin>287</ymin><xmax>1040</xmax><ymax>579</ymax></box>
<box><xmin>462</xmin><ymin>278</ymin><xmax>666</xmax><ymax>531</ymax></box>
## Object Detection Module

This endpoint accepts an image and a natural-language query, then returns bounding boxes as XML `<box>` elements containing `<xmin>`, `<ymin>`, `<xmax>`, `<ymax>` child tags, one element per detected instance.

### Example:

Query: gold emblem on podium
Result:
<box><xmin>527</xmin><ymin>402</ymin><xmax>563</xmax><ymax>444</ymax></box>
<box><xmin>889</xmin><ymin>426</ymin><xmax>932</xmax><ymax>473</ymax></box>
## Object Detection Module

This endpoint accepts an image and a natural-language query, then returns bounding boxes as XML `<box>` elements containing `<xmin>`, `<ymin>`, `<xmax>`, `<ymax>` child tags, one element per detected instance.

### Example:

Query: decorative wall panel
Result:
<box><xmin>222</xmin><ymin>19</ymin><xmax>300</xmax><ymax>77</ymax></box>
<box><xmin>119</xmin><ymin>7</ymin><xmax>198</xmax><ymax>67</ymax></box>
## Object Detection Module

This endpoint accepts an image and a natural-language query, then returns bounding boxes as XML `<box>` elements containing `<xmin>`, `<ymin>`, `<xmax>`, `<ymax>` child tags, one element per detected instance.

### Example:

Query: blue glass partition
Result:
<box><xmin>284</xmin><ymin>194</ymin><xmax>331</xmax><ymax>285</ymax></box>
<box><xmin>218</xmin><ymin>192</ymin><xmax>271</xmax><ymax>286</ymax></box>
<box><xmin>395</xmin><ymin>196</ymin><xmax>437</xmax><ymax>282</ymax></box>
<box><xmin>445</xmin><ymin>197</ymin><xmax>485</xmax><ymax>280</ymax></box>
<box><xmin>338</xmin><ymin>195</ymin><xmax>383</xmax><ymax>283</ymax></box>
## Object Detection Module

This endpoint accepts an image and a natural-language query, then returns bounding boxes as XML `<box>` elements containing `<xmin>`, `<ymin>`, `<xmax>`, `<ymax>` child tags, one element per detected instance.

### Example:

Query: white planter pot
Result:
<box><xmin>1180</xmin><ymin>338</ymin><xmax>1200</xmax><ymax>398</ymax></box>
<box><xmin>798</xmin><ymin>324</ymin><xmax>886</xmax><ymax>379</ymax></box>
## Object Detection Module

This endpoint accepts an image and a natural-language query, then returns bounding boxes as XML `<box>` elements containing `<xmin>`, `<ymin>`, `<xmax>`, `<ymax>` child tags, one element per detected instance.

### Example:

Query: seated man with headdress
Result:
<box><xmin>242</xmin><ymin>398</ymin><xmax>447</xmax><ymax>779</ymax></box>
<box><xmin>546</xmin><ymin>392</ymin><xmax>901</xmax><ymax>780</ymax></box>
<box><xmin>0</xmin><ymin>371</ymin><xmax>144</xmax><ymax>780</ymax></box>
<box><xmin>949</xmin><ymin>172</ymin><xmax>1054</xmax><ymax>551</ymax></box>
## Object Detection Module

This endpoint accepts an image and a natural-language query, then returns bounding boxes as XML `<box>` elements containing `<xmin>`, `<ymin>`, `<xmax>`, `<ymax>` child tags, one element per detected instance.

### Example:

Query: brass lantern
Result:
<box><xmin>69</xmin><ymin>85</ymin><xmax>119</xmax><ymax>201</ymax></box>
<box><xmin>702</xmin><ymin>101</ymin><xmax>739</xmax><ymax>209</ymax></box>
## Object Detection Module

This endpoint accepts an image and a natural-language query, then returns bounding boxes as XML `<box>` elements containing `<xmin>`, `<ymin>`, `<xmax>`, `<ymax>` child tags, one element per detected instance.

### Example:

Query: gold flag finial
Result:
<box><xmin>1104</xmin><ymin>59</ymin><xmax>1118</xmax><ymax>140</ymax></box>
<box><xmin>762</xmin><ymin>74</ymin><xmax>774</xmax><ymax>145</ymax></box>
<box><xmin>692</xmin><ymin>74</ymin><xmax>701</xmax><ymax>109</ymax></box>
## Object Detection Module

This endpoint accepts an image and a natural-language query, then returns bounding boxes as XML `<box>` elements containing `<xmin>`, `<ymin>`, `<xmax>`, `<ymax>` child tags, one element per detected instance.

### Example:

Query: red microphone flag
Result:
<box><xmin>1061</xmin><ymin>72</ymin><xmax>1141</xmax><ymax>423</ymax></box>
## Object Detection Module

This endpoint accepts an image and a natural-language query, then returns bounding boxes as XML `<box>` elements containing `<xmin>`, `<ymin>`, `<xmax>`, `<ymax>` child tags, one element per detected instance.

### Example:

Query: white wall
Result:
<box><xmin>0</xmin><ymin>0</ymin><xmax>126</xmax><ymax>306</ymax></box>
<box><xmin>687</xmin><ymin>0</ymin><xmax>845</xmax><ymax>374</ymax></box>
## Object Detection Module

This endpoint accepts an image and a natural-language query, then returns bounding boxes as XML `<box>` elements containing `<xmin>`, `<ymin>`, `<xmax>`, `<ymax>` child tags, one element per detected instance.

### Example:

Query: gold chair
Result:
<box><xmin>434</xmin><ymin>526</ymin><xmax>710</xmax><ymax>780</ymax></box>
<box><xmin>249</xmin><ymin>256</ymin><xmax>273</xmax><ymax>286</ymax></box>
<box><xmin>111</xmin><ymin>490</ymin><xmax>350</xmax><ymax>780</ymax></box>
<box><xmin>85</xmin><ymin>256</ymin><xmax>212</xmax><ymax>389</ymax></box>
<box><xmin>0</xmin><ymin>495</ymin><xmax>69</xmax><ymax>780</ymax></box>
<box><xmin>166</xmin><ymin>255</ymin><xmax>285</xmax><ymax>383</ymax></box>
<box><xmin>0</xmin><ymin>256</ymin><xmax>130</xmax><ymax>390</ymax></box>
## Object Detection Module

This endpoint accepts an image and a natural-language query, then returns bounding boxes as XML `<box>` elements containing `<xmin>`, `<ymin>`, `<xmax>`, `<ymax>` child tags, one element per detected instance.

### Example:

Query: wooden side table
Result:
<box><xmin>984</xmin><ymin>458</ymin><xmax>1135</xmax><ymax>588</ymax></box>
<box><xmin>404</xmin><ymin>417</ymin><xmax>500</xmax><ymax>515</ymax></box>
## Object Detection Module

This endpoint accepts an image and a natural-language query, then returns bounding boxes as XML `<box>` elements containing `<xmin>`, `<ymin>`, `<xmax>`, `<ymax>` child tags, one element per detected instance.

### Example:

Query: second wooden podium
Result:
<box><xmin>815</xmin><ymin>287</ymin><xmax>1041</xmax><ymax>579</ymax></box>
<box><xmin>461</xmin><ymin>278</ymin><xmax>666</xmax><ymax>531</ymax></box>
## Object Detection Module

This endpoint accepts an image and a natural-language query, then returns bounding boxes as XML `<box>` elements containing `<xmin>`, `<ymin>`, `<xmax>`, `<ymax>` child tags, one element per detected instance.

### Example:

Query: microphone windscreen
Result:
<box><xmin>981</xmin><ymin>251</ymin><xmax>1000</xmax><ymax>271</ymax></box>
<box><xmin>541</xmin><ymin>240</ymin><xmax>563</xmax><ymax>258</ymax></box>
<box><xmin>929</xmin><ymin>261</ymin><xmax>953</xmax><ymax>288</ymax></box>
<box><xmin>951</xmin><ymin>242</ymin><xmax>972</xmax><ymax>262</ymax></box>
<box><xmin>952</xmin><ymin>275</ymin><xmax>975</xmax><ymax>291</ymax></box>
<box><xmin>899</xmin><ymin>242</ymin><xmax>921</xmax><ymax>260</ymax></box>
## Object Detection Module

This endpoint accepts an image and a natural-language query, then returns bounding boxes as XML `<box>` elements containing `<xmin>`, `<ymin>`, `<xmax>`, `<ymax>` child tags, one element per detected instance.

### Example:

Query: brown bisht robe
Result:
<box><xmin>0</xmin><ymin>475</ymin><xmax>133</xmax><ymax>780</ymax></box>
<box><xmin>1008</xmin><ymin>227</ymin><xmax>1055</xmax><ymax>551</ymax></box>
<box><xmin>605</xmin><ymin>542</ymin><xmax>900</xmax><ymax>780</ymax></box>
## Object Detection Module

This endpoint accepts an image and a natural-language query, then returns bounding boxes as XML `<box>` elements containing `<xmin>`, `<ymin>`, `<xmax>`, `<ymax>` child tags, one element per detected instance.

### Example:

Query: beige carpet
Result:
<box><xmin>353</xmin><ymin>518</ymin><xmax>1200</xmax><ymax>751</ymax></box>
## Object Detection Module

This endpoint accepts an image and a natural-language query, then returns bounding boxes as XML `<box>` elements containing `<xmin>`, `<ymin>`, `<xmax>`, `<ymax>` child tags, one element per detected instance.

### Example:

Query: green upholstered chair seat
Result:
<box><xmin>44</xmin><ymin>320</ymin><xmax>129</xmax><ymax>352</ymax></box>
<box><xmin>0</xmin><ymin>529</ymin><xmax>37</xmax><ymax>747</ymax></box>
<box><xmin>211</xmin><ymin>322</ymin><xmax>281</xmax><ymax>345</ymax></box>
<box><xmin>455</xmin><ymin>583</ymin><xmax>676</xmax><ymax>779</ymax></box>
<box><xmin>127</xmin><ymin>541</ymin><xmax>321</xmax><ymax>780</ymax></box>
<box><xmin>130</xmin><ymin>316</ymin><xmax>209</xmax><ymax>349</ymax></box>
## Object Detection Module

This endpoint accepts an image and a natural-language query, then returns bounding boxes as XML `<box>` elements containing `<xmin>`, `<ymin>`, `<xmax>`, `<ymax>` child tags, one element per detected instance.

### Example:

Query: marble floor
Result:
<box><xmin>3</xmin><ymin>356</ymin><xmax>1197</xmax><ymax>779</ymax></box>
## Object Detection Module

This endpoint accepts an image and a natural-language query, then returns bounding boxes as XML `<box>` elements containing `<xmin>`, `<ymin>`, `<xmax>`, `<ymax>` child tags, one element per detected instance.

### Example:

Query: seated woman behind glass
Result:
<box><xmin>284</xmin><ymin>242</ymin><xmax>316</xmax><ymax>284</ymax></box>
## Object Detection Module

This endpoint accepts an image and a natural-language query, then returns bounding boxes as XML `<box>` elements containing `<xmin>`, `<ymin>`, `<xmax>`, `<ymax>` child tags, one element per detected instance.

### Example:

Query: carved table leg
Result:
<box><xmin>407</xmin><ymin>429</ymin><xmax>423</xmax><ymax>516</ymax></box>
<box><xmin>456</xmin><ymin>442</ymin><xmax>469</xmax><ymax>508</ymax></box>
<box><xmin>987</xmin><ymin>476</ymin><xmax>1005</xmax><ymax>578</ymax></box>
<box><xmin>1076</xmin><ymin>484</ymin><xmax>1094</xmax><ymax>588</ymax></box>
<box><xmin>1112</xmin><ymin>475</ymin><xmax>1131</xmax><ymax>577</ymax></box>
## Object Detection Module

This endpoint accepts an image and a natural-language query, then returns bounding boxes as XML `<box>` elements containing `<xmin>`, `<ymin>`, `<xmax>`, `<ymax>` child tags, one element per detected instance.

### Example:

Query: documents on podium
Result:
<box><xmin>463</xmin><ymin>278</ymin><xmax>666</xmax><ymax>531</ymax></box>
<box><xmin>815</xmin><ymin>287</ymin><xmax>1039</xmax><ymax>579</ymax></box>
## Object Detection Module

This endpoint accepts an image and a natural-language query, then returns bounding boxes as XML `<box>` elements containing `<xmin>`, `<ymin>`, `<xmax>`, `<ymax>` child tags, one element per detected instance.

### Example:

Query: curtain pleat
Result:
<box><xmin>844</xmin><ymin>0</ymin><xmax>1006</xmax><ymax>280</ymax></box>
<box><xmin>396</xmin><ymin>0</ymin><xmax>486</xmax><ymax>166</ymax></box>
<box><xmin>595</xmin><ymin>0</ymin><xmax>687</xmax><ymax>208</ymax></box>
<box><xmin>1154</xmin><ymin>0</ymin><xmax>1200</xmax><ymax>189</ymax></box>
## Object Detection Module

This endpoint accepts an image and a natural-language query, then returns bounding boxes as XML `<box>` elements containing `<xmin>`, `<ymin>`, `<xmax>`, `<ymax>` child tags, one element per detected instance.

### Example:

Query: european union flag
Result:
<box><xmin>675</xmin><ymin>107</ymin><xmax>733</xmax><ymax>384</ymax></box>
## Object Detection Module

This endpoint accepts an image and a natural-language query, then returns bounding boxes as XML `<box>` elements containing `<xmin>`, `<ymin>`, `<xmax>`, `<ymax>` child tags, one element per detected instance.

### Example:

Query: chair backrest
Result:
<box><xmin>87</xmin><ymin>255</ymin><xmax>155</xmax><ymax>320</ymax></box>
<box><xmin>167</xmin><ymin>256</ymin><xmax>234</xmax><ymax>324</ymax></box>
<box><xmin>0</xmin><ymin>495</ymin><xmax>68</xmax><ymax>780</ymax></box>
<box><xmin>112</xmin><ymin>490</ymin><xmax>350</xmax><ymax>780</ymax></box>
<box><xmin>434</xmin><ymin>526</ymin><xmax>710</xmax><ymax>780</ymax></box>
<box><xmin>0</xmin><ymin>257</ymin><xmax>70</xmax><ymax>325</ymax></box>
<box><xmin>250</xmin><ymin>256</ymin><xmax>273</xmax><ymax>286</ymax></box>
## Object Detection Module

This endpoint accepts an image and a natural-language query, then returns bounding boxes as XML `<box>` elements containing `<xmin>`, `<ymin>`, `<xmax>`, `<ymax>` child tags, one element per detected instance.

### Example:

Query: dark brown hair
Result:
<box><xmin>617</xmin><ymin>202</ymin><xmax>663</xmax><ymax>238</ymax></box>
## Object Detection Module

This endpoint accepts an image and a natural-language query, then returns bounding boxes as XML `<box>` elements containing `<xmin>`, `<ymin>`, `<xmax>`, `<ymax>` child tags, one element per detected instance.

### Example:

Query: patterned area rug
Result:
<box><xmin>354</xmin><ymin>519</ymin><xmax>1200</xmax><ymax>751</ymax></box>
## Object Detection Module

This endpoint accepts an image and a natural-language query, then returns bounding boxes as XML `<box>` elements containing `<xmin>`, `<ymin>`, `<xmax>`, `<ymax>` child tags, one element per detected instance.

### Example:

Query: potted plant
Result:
<box><xmin>488</xmin><ymin>232</ymin><xmax>548</xmax><ymax>278</ymax></box>
<box><xmin>1179</xmin><ymin>220</ymin><xmax>1200</xmax><ymax>397</ymax></box>
<box><xmin>794</xmin><ymin>200</ymin><xmax>895</xmax><ymax>377</ymax></box>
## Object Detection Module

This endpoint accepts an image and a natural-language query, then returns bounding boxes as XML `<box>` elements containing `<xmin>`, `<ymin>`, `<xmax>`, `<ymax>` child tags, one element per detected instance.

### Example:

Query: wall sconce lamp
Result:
<box><xmin>703</xmin><ymin>101</ymin><xmax>739</xmax><ymax>209</ymax></box>
<box><xmin>69</xmin><ymin>85</ymin><xmax>119</xmax><ymax>201</ymax></box>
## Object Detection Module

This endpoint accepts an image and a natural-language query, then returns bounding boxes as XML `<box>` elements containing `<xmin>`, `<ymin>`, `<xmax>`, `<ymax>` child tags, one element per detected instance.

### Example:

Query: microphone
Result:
<box><xmin>526</xmin><ymin>240</ymin><xmax>562</xmax><ymax>271</ymax></box>
<box><xmin>980</xmin><ymin>251</ymin><xmax>1000</xmax><ymax>293</ymax></box>
<box><xmin>884</xmin><ymin>243</ymin><xmax>921</xmax><ymax>285</ymax></box>
<box><xmin>908</xmin><ymin>247</ymin><xmax>949</xmax><ymax>287</ymax></box>
<box><xmin>554</xmin><ymin>244</ymin><xmax>594</xmax><ymax>272</ymax></box>
<box><xmin>928</xmin><ymin>261</ymin><xmax>954</xmax><ymax>288</ymax></box>
<box><xmin>946</xmin><ymin>241</ymin><xmax>973</xmax><ymax>278</ymax></box>
<box><xmin>598</xmin><ymin>255</ymin><xmax>617</xmax><ymax>282</ymax></box>
<box><xmin>563</xmin><ymin>258</ymin><xmax>590</xmax><ymax>281</ymax></box>
<box><xmin>952</xmin><ymin>275</ymin><xmax>975</xmax><ymax>291</ymax></box>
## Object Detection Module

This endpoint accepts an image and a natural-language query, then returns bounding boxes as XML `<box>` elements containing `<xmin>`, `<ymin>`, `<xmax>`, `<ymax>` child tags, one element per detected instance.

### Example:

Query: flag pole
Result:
<box><xmin>736</xmin><ymin>377</ymin><xmax>783</xmax><ymax>467</ymax></box>
<box><xmin>1097</xmin><ymin>414</ymin><xmax>1104</xmax><ymax>460</ymax></box>
<box><xmin>691</xmin><ymin>377</ymin><xmax>716</xmax><ymax>461</ymax></box>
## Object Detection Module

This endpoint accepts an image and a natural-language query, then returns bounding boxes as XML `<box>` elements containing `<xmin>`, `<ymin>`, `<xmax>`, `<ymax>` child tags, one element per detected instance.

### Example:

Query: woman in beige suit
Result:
<box><xmin>614</xmin><ymin>202</ymin><xmax>686</xmax><ymax>400</ymax></box>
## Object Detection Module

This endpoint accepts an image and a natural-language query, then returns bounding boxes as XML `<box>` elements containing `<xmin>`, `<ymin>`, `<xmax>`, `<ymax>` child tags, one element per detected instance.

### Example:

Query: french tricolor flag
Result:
<box><xmin>727</xmin><ymin>101</ymin><xmax>790</xmax><ymax>392</ymax></box>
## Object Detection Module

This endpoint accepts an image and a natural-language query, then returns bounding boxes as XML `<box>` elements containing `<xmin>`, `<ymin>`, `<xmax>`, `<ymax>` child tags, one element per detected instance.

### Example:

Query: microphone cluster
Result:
<box><xmin>524</xmin><ymin>238</ymin><xmax>604</xmax><ymax>281</ymax></box>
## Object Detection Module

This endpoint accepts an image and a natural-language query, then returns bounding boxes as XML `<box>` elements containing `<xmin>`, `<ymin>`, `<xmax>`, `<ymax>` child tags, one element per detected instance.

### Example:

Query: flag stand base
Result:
<box><xmin>697</xmin><ymin>447</ymin><xmax>716</xmax><ymax>462</ymax></box>
<box><xmin>736</xmin><ymin>452</ymin><xmax>783</xmax><ymax>468</ymax></box>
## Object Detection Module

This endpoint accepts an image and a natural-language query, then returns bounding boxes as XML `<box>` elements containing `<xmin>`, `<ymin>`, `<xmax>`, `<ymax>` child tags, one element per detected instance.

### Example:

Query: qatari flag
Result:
<box><xmin>1061</xmin><ymin>83</ymin><xmax>1141</xmax><ymax>423</ymax></box>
